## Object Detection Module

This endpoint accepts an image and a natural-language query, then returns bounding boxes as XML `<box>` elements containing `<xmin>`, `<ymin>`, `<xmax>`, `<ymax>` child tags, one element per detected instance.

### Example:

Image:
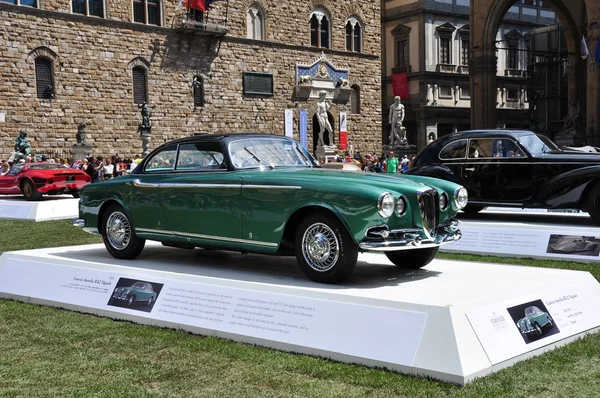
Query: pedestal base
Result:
<box><xmin>72</xmin><ymin>144</ymin><xmax>92</xmax><ymax>160</ymax></box>
<box><xmin>1</xmin><ymin>243</ymin><xmax>599</xmax><ymax>384</ymax></box>
<box><xmin>0</xmin><ymin>195</ymin><xmax>79</xmax><ymax>221</ymax></box>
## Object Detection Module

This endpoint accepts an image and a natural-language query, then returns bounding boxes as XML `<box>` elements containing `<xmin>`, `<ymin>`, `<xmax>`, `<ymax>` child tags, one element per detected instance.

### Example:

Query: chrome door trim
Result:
<box><xmin>174</xmin><ymin>231</ymin><xmax>278</xmax><ymax>247</ymax></box>
<box><xmin>136</xmin><ymin>228</ymin><xmax>176</xmax><ymax>236</ymax></box>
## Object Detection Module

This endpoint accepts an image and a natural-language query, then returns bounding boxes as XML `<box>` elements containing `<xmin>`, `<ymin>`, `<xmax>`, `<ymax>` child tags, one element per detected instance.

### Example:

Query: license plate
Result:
<box><xmin>66</xmin><ymin>176</ymin><xmax>75</xmax><ymax>183</ymax></box>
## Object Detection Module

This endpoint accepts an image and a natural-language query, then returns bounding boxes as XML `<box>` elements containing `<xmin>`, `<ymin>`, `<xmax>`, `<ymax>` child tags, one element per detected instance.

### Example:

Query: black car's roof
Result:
<box><xmin>441</xmin><ymin>129</ymin><xmax>534</xmax><ymax>140</ymax></box>
<box><xmin>157</xmin><ymin>133</ymin><xmax>292</xmax><ymax>147</ymax></box>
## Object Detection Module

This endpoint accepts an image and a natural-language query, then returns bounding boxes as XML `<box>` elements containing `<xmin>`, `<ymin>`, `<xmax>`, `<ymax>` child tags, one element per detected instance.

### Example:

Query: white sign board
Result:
<box><xmin>0</xmin><ymin>113</ymin><xmax>5</xmax><ymax>122</ymax></box>
<box><xmin>0</xmin><ymin>203</ymin><xmax>35</xmax><ymax>220</ymax></box>
<box><xmin>466</xmin><ymin>283</ymin><xmax>600</xmax><ymax>364</ymax></box>
<box><xmin>284</xmin><ymin>109</ymin><xmax>293</xmax><ymax>138</ymax></box>
<box><xmin>0</xmin><ymin>258</ymin><xmax>428</xmax><ymax>367</ymax></box>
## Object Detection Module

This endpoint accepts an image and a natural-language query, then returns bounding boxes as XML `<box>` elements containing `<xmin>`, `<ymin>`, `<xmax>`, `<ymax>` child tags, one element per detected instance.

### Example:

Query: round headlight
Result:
<box><xmin>377</xmin><ymin>192</ymin><xmax>395</xmax><ymax>218</ymax></box>
<box><xmin>454</xmin><ymin>186</ymin><xmax>468</xmax><ymax>209</ymax></box>
<box><xmin>439</xmin><ymin>193</ymin><xmax>448</xmax><ymax>210</ymax></box>
<box><xmin>396</xmin><ymin>196</ymin><xmax>406</xmax><ymax>216</ymax></box>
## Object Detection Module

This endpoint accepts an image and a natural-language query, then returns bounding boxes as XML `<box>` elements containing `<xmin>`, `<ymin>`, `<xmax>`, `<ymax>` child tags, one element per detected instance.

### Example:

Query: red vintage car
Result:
<box><xmin>0</xmin><ymin>163</ymin><xmax>91</xmax><ymax>200</ymax></box>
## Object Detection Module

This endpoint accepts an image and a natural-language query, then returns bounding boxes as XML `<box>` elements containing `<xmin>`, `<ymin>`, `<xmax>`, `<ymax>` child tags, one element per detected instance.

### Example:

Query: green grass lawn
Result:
<box><xmin>1</xmin><ymin>219</ymin><xmax>599</xmax><ymax>397</ymax></box>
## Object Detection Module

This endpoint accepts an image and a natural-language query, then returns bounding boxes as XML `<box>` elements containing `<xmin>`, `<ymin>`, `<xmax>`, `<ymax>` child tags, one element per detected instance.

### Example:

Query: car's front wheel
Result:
<box><xmin>385</xmin><ymin>247</ymin><xmax>439</xmax><ymax>269</ymax></box>
<box><xmin>127</xmin><ymin>295</ymin><xmax>135</xmax><ymax>306</ymax></box>
<box><xmin>101</xmin><ymin>204</ymin><xmax>145</xmax><ymax>259</ymax></box>
<box><xmin>294</xmin><ymin>213</ymin><xmax>358</xmax><ymax>284</ymax></box>
<box><xmin>586</xmin><ymin>183</ymin><xmax>600</xmax><ymax>224</ymax></box>
<box><xmin>21</xmin><ymin>179</ymin><xmax>42</xmax><ymax>201</ymax></box>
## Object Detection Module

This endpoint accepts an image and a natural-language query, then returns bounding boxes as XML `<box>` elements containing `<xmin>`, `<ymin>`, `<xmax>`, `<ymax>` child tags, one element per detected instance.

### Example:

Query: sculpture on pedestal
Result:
<box><xmin>316</xmin><ymin>91</ymin><xmax>333</xmax><ymax>147</ymax></box>
<box><xmin>76</xmin><ymin>122</ymin><xmax>87</xmax><ymax>145</ymax></box>
<box><xmin>9</xmin><ymin>129</ymin><xmax>31</xmax><ymax>163</ymax></box>
<box><xmin>389</xmin><ymin>96</ymin><xmax>407</xmax><ymax>146</ymax></box>
<box><xmin>137</xmin><ymin>102</ymin><xmax>152</xmax><ymax>157</ymax></box>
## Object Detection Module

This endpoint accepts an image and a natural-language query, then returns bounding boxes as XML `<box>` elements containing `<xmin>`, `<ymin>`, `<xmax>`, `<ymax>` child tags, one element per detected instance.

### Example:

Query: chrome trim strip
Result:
<box><xmin>160</xmin><ymin>183</ymin><xmax>241</xmax><ymax>189</ymax></box>
<box><xmin>242</xmin><ymin>185</ymin><xmax>302</xmax><ymax>190</ymax></box>
<box><xmin>360</xmin><ymin>225</ymin><xmax>461</xmax><ymax>252</ymax></box>
<box><xmin>132</xmin><ymin>179</ymin><xmax>159</xmax><ymax>188</ymax></box>
<box><xmin>136</xmin><ymin>228</ymin><xmax>176</xmax><ymax>235</ymax></box>
<box><xmin>174</xmin><ymin>231</ymin><xmax>278</xmax><ymax>247</ymax></box>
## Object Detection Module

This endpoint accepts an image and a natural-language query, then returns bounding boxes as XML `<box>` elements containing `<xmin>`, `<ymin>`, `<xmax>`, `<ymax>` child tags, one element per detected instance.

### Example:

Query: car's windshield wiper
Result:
<box><xmin>244</xmin><ymin>147</ymin><xmax>274</xmax><ymax>169</ymax></box>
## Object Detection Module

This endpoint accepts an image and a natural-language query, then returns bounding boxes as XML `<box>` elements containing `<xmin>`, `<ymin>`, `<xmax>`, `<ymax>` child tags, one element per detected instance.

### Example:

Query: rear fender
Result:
<box><xmin>405</xmin><ymin>163</ymin><xmax>461</xmax><ymax>184</ymax></box>
<box><xmin>536</xmin><ymin>166</ymin><xmax>600</xmax><ymax>207</ymax></box>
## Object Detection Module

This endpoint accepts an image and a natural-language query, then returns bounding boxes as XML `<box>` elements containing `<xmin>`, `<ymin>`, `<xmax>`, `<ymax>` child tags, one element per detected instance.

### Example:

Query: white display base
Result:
<box><xmin>444</xmin><ymin>210</ymin><xmax>600</xmax><ymax>262</ymax></box>
<box><xmin>0</xmin><ymin>195</ymin><xmax>78</xmax><ymax>221</ymax></box>
<box><xmin>0</xmin><ymin>243</ymin><xmax>599</xmax><ymax>385</ymax></box>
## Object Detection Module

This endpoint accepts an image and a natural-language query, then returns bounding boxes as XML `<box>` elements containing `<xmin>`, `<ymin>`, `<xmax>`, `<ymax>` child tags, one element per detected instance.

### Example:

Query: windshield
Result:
<box><xmin>229</xmin><ymin>138</ymin><xmax>318</xmax><ymax>169</ymax></box>
<box><xmin>29</xmin><ymin>163</ymin><xmax>68</xmax><ymax>170</ymax></box>
<box><xmin>524</xmin><ymin>306</ymin><xmax>542</xmax><ymax>316</ymax></box>
<box><xmin>132</xmin><ymin>282</ymin><xmax>146</xmax><ymax>289</ymax></box>
<box><xmin>517</xmin><ymin>134</ymin><xmax>560</xmax><ymax>156</ymax></box>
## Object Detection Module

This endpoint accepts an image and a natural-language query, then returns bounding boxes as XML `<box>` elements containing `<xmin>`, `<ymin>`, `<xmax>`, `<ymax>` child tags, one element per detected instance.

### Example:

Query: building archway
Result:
<box><xmin>470</xmin><ymin>0</ymin><xmax>599</xmax><ymax>144</ymax></box>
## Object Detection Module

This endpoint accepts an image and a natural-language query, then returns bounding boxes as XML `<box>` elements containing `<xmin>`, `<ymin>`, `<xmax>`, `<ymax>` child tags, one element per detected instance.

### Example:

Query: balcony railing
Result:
<box><xmin>172</xmin><ymin>13</ymin><xmax>229</xmax><ymax>36</ymax></box>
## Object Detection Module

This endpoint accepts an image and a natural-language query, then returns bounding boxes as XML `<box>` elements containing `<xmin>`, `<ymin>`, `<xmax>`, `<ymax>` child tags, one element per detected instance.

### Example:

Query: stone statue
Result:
<box><xmin>137</xmin><ymin>102</ymin><xmax>152</xmax><ymax>136</ymax></box>
<box><xmin>316</xmin><ymin>91</ymin><xmax>333</xmax><ymax>147</ymax></box>
<box><xmin>9</xmin><ymin>129</ymin><xmax>31</xmax><ymax>164</ymax></box>
<box><xmin>389</xmin><ymin>96</ymin><xmax>407</xmax><ymax>145</ymax></box>
<box><xmin>76</xmin><ymin>122</ymin><xmax>87</xmax><ymax>144</ymax></box>
<box><xmin>563</xmin><ymin>96</ymin><xmax>580</xmax><ymax>130</ymax></box>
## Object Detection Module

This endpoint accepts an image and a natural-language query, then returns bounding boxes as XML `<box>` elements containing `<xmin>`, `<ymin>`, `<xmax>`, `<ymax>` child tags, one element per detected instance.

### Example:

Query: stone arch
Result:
<box><xmin>241</xmin><ymin>0</ymin><xmax>269</xmax><ymax>37</ymax></box>
<box><xmin>28</xmin><ymin>46</ymin><xmax>58</xmax><ymax>61</ymax></box>
<box><xmin>127</xmin><ymin>56</ymin><xmax>151</xmax><ymax>71</ymax></box>
<box><xmin>471</xmin><ymin>0</ymin><xmax>588</xmax><ymax>136</ymax></box>
<box><xmin>343</xmin><ymin>4</ymin><xmax>366</xmax><ymax>25</ymax></box>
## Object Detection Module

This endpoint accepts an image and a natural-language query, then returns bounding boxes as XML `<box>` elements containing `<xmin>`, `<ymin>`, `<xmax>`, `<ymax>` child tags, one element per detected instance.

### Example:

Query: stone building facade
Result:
<box><xmin>0</xmin><ymin>0</ymin><xmax>381</xmax><ymax>160</ymax></box>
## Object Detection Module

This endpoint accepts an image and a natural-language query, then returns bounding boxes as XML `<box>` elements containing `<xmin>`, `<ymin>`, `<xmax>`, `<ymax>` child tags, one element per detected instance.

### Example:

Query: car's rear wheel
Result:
<box><xmin>101</xmin><ymin>204</ymin><xmax>145</xmax><ymax>259</ymax></box>
<box><xmin>127</xmin><ymin>295</ymin><xmax>135</xmax><ymax>306</ymax></box>
<box><xmin>534</xmin><ymin>322</ymin><xmax>543</xmax><ymax>336</ymax></box>
<box><xmin>586</xmin><ymin>183</ymin><xmax>600</xmax><ymax>224</ymax></box>
<box><xmin>385</xmin><ymin>247</ymin><xmax>439</xmax><ymax>269</ymax></box>
<box><xmin>462</xmin><ymin>205</ymin><xmax>486</xmax><ymax>214</ymax></box>
<box><xmin>294</xmin><ymin>213</ymin><xmax>358</xmax><ymax>284</ymax></box>
<box><xmin>21</xmin><ymin>179</ymin><xmax>42</xmax><ymax>201</ymax></box>
<box><xmin>72</xmin><ymin>191</ymin><xmax>81</xmax><ymax>198</ymax></box>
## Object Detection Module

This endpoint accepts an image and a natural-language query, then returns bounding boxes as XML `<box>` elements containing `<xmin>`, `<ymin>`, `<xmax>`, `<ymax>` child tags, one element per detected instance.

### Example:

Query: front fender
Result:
<box><xmin>536</xmin><ymin>166</ymin><xmax>600</xmax><ymax>207</ymax></box>
<box><xmin>405</xmin><ymin>163</ymin><xmax>461</xmax><ymax>184</ymax></box>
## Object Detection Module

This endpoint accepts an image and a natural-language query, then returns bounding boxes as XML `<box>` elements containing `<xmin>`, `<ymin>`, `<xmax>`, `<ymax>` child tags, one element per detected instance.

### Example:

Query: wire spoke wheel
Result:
<box><xmin>301</xmin><ymin>222</ymin><xmax>340</xmax><ymax>272</ymax></box>
<box><xmin>106</xmin><ymin>211</ymin><xmax>131</xmax><ymax>250</ymax></box>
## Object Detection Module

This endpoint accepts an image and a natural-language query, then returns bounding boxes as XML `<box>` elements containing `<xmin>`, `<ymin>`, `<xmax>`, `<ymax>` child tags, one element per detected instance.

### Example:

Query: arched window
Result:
<box><xmin>132</xmin><ymin>66</ymin><xmax>148</xmax><ymax>104</ymax></box>
<box><xmin>193</xmin><ymin>76</ymin><xmax>204</xmax><ymax>108</ymax></box>
<box><xmin>310</xmin><ymin>9</ymin><xmax>330</xmax><ymax>49</ymax></box>
<box><xmin>345</xmin><ymin>17</ymin><xmax>362</xmax><ymax>52</ymax></box>
<box><xmin>133</xmin><ymin>0</ymin><xmax>161</xmax><ymax>26</ymax></box>
<box><xmin>72</xmin><ymin>0</ymin><xmax>105</xmax><ymax>17</ymax></box>
<box><xmin>35</xmin><ymin>58</ymin><xmax>54</xmax><ymax>99</ymax></box>
<box><xmin>247</xmin><ymin>3</ymin><xmax>264</xmax><ymax>40</ymax></box>
<box><xmin>350</xmin><ymin>84</ymin><xmax>360</xmax><ymax>114</ymax></box>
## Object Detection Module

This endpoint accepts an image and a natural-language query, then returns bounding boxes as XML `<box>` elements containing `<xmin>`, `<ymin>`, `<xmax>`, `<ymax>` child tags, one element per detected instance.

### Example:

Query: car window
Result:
<box><xmin>6</xmin><ymin>164</ymin><xmax>25</xmax><ymax>176</ymax></box>
<box><xmin>468</xmin><ymin>138</ymin><xmax>524</xmax><ymax>158</ymax></box>
<box><xmin>144</xmin><ymin>145</ymin><xmax>178</xmax><ymax>173</ymax></box>
<box><xmin>132</xmin><ymin>282</ymin><xmax>146</xmax><ymax>289</ymax></box>
<box><xmin>176</xmin><ymin>143</ymin><xmax>225</xmax><ymax>171</ymax></box>
<box><xmin>439</xmin><ymin>139</ymin><xmax>467</xmax><ymax>160</ymax></box>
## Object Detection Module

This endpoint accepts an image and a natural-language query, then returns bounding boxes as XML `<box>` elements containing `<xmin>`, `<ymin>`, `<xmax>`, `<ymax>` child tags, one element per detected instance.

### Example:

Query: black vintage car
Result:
<box><xmin>407</xmin><ymin>129</ymin><xmax>600</xmax><ymax>224</ymax></box>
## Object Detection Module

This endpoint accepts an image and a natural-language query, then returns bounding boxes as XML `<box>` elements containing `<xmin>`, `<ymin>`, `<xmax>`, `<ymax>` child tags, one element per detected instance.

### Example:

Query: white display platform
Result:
<box><xmin>443</xmin><ymin>210</ymin><xmax>600</xmax><ymax>263</ymax></box>
<box><xmin>1</xmin><ymin>242</ymin><xmax>599</xmax><ymax>384</ymax></box>
<box><xmin>0</xmin><ymin>195</ymin><xmax>79</xmax><ymax>221</ymax></box>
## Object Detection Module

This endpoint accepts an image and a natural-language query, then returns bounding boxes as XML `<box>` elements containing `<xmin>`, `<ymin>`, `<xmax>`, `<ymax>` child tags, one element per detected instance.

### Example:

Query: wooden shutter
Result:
<box><xmin>35</xmin><ymin>58</ymin><xmax>53</xmax><ymax>99</ymax></box>
<box><xmin>132</xmin><ymin>67</ymin><xmax>147</xmax><ymax>104</ymax></box>
<box><xmin>193</xmin><ymin>77</ymin><xmax>204</xmax><ymax>107</ymax></box>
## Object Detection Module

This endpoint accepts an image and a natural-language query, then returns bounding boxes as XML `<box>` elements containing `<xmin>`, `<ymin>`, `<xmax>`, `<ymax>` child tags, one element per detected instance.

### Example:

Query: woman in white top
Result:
<box><xmin>102</xmin><ymin>158</ymin><xmax>115</xmax><ymax>180</ymax></box>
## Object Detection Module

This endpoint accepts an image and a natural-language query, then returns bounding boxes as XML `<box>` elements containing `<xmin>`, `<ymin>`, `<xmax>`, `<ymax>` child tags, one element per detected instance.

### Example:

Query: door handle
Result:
<box><xmin>465</xmin><ymin>167</ymin><xmax>475</xmax><ymax>172</ymax></box>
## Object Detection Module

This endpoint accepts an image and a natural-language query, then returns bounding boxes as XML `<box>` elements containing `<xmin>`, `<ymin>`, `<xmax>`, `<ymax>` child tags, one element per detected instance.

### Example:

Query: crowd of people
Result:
<box><xmin>337</xmin><ymin>151</ymin><xmax>415</xmax><ymax>173</ymax></box>
<box><xmin>0</xmin><ymin>153</ymin><xmax>144</xmax><ymax>181</ymax></box>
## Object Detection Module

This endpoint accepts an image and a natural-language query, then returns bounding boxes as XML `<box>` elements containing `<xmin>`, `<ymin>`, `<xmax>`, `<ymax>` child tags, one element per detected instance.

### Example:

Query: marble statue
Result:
<box><xmin>316</xmin><ymin>91</ymin><xmax>333</xmax><ymax>147</ymax></box>
<box><xmin>76</xmin><ymin>122</ymin><xmax>87</xmax><ymax>144</ymax></box>
<box><xmin>389</xmin><ymin>96</ymin><xmax>407</xmax><ymax>145</ymax></box>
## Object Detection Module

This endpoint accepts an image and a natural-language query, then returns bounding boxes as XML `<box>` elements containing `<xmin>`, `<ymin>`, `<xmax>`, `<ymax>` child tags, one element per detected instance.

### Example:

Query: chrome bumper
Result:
<box><xmin>72</xmin><ymin>218</ymin><xmax>86</xmax><ymax>228</ymax></box>
<box><xmin>359</xmin><ymin>222</ymin><xmax>462</xmax><ymax>252</ymax></box>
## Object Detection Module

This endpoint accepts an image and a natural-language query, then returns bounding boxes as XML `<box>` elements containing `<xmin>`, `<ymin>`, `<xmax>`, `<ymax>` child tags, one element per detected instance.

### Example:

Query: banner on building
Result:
<box><xmin>392</xmin><ymin>73</ymin><xmax>409</xmax><ymax>99</ymax></box>
<box><xmin>285</xmin><ymin>109</ymin><xmax>293</xmax><ymax>138</ymax></box>
<box><xmin>339</xmin><ymin>112</ymin><xmax>347</xmax><ymax>150</ymax></box>
<box><xmin>299</xmin><ymin>110</ymin><xmax>308</xmax><ymax>149</ymax></box>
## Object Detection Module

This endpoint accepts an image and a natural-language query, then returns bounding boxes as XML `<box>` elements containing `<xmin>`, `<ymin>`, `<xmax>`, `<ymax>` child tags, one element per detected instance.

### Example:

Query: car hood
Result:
<box><xmin>241</xmin><ymin>168</ymin><xmax>439</xmax><ymax>193</ymax></box>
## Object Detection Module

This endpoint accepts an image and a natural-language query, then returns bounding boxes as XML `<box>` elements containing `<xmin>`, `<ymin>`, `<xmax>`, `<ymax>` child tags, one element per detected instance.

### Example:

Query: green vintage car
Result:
<box><xmin>110</xmin><ymin>281</ymin><xmax>157</xmax><ymax>306</ymax></box>
<box><xmin>516</xmin><ymin>306</ymin><xmax>554</xmax><ymax>338</ymax></box>
<box><xmin>73</xmin><ymin>134</ymin><xmax>468</xmax><ymax>283</ymax></box>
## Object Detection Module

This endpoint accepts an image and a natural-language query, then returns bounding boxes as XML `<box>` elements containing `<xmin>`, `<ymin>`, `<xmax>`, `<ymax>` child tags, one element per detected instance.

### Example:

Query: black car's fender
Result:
<box><xmin>405</xmin><ymin>163</ymin><xmax>462</xmax><ymax>184</ymax></box>
<box><xmin>536</xmin><ymin>166</ymin><xmax>600</xmax><ymax>207</ymax></box>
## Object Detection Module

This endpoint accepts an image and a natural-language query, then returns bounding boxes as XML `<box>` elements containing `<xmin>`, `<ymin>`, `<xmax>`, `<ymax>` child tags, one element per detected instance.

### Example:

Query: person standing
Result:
<box><xmin>386</xmin><ymin>151</ymin><xmax>399</xmax><ymax>174</ymax></box>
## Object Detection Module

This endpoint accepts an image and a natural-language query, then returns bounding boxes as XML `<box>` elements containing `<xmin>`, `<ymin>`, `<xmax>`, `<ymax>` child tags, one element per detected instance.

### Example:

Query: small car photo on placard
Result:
<box><xmin>507</xmin><ymin>299</ymin><xmax>560</xmax><ymax>344</ymax></box>
<box><xmin>108</xmin><ymin>277</ymin><xmax>163</xmax><ymax>313</ymax></box>
<box><xmin>546</xmin><ymin>234</ymin><xmax>600</xmax><ymax>257</ymax></box>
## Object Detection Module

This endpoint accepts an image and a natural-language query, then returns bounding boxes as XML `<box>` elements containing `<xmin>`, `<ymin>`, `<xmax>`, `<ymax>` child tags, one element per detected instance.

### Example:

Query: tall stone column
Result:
<box><xmin>470</xmin><ymin>44</ymin><xmax>497</xmax><ymax>129</ymax></box>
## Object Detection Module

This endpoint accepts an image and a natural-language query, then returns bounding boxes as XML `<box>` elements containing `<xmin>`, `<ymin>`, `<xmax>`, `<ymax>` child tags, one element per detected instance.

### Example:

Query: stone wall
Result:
<box><xmin>0</xmin><ymin>0</ymin><xmax>381</xmax><ymax>160</ymax></box>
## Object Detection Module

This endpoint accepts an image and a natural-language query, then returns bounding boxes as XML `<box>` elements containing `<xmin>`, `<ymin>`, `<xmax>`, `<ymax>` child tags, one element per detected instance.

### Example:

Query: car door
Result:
<box><xmin>127</xmin><ymin>145</ymin><xmax>178</xmax><ymax>238</ymax></box>
<box><xmin>464</xmin><ymin>138</ymin><xmax>533</xmax><ymax>203</ymax></box>
<box><xmin>438</xmin><ymin>138</ymin><xmax>469</xmax><ymax>188</ymax></box>
<box><xmin>0</xmin><ymin>165</ymin><xmax>24</xmax><ymax>194</ymax></box>
<box><xmin>160</xmin><ymin>141</ymin><xmax>243</xmax><ymax>247</ymax></box>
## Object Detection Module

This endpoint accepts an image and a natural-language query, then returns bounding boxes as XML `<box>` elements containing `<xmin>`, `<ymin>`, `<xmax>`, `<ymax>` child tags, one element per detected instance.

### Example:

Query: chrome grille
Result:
<box><xmin>417</xmin><ymin>188</ymin><xmax>439</xmax><ymax>239</ymax></box>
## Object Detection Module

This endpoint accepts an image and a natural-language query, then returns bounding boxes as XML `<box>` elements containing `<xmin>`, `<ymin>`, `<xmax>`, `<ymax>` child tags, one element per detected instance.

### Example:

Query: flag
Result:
<box><xmin>184</xmin><ymin>0</ymin><xmax>206</xmax><ymax>11</ymax></box>
<box><xmin>175</xmin><ymin>0</ymin><xmax>184</xmax><ymax>11</ymax></box>
<box><xmin>595</xmin><ymin>35</ymin><xmax>600</xmax><ymax>65</ymax></box>
<box><xmin>581</xmin><ymin>35</ymin><xmax>590</xmax><ymax>60</ymax></box>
